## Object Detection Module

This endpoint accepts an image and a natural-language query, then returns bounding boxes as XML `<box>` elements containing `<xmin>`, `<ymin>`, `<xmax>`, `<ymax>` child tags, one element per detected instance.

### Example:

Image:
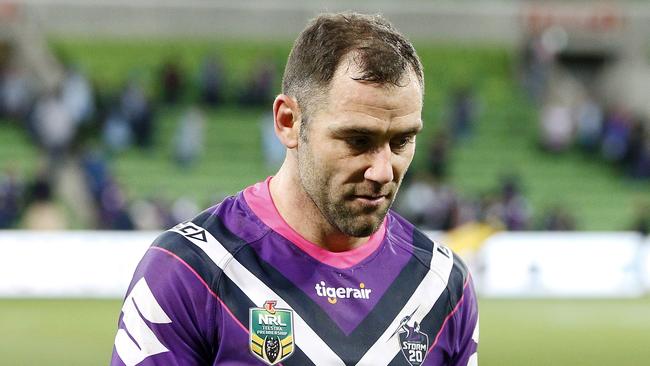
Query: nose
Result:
<box><xmin>364</xmin><ymin>145</ymin><xmax>394</xmax><ymax>185</ymax></box>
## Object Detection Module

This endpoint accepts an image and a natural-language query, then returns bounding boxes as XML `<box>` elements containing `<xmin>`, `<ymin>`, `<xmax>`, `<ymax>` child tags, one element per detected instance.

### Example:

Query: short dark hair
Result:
<box><xmin>282</xmin><ymin>12</ymin><xmax>424</xmax><ymax>125</ymax></box>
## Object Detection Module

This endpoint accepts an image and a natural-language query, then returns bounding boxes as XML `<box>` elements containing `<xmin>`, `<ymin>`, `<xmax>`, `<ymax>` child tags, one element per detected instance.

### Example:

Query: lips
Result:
<box><xmin>352</xmin><ymin>195</ymin><xmax>387</xmax><ymax>206</ymax></box>
<box><xmin>346</xmin><ymin>185</ymin><xmax>394</xmax><ymax>206</ymax></box>
<box><xmin>350</xmin><ymin>189</ymin><xmax>392</xmax><ymax>201</ymax></box>
<box><xmin>355</xmin><ymin>195</ymin><xmax>386</xmax><ymax>200</ymax></box>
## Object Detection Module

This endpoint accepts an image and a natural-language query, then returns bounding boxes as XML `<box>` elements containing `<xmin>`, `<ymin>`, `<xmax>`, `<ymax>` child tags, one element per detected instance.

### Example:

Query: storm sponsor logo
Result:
<box><xmin>314</xmin><ymin>281</ymin><xmax>372</xmax><ymax>304</ymax></box>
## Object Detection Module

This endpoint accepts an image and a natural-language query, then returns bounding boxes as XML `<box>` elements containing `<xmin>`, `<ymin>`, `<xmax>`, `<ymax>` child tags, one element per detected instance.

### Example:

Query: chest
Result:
<box><xmin>210</xmin><ymin>249</ymin><xmax>457</xmax><ymax>366</ymax></box>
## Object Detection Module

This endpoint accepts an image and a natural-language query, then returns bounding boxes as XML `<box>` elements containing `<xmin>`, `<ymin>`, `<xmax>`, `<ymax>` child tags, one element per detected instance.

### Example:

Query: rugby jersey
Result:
<box><xmin>111</xmin><ymin>178</ymin><xmax>479</xmax><ymax>366</ymax></box>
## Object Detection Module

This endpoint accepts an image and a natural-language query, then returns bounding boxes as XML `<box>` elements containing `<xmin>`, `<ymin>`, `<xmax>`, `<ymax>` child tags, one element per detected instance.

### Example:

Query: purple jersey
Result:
<box><xmin>111</xmin><ymin>178</ymin><xmax>478</xmax><ymax>366</ymax></box>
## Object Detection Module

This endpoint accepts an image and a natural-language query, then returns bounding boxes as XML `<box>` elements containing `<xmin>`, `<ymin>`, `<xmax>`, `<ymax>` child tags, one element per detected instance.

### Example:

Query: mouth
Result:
<box><xmin>351</xmin><ymin>195</ymin><xmax>388</xmax><ymax>206</ymax></box>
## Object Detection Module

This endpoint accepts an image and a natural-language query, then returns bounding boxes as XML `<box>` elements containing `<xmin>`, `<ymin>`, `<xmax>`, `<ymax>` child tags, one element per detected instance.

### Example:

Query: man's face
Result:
<box><xmin>296</xmin><ymin>63</ymin><xmax>423</xmax><ymax>237</ymax></box>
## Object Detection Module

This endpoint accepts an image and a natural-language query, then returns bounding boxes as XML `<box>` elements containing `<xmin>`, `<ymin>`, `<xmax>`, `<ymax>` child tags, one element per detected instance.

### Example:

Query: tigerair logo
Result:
<box><xmin>314</xmin><ymin>281</ymin><xmax>372</xmax><ymax>304</ymax></box>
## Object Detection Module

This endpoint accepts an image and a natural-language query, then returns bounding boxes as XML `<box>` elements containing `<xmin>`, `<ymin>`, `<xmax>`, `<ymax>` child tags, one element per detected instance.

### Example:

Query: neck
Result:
<box><xmin>269</xmin><ymin>164</ymin><xmax>369</xmax><ymax>252</ymax></box>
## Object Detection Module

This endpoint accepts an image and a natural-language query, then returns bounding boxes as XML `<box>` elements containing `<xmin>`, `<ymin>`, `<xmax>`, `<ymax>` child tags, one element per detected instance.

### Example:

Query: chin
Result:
<box><xmin>338</xmin><ymin>217</ymin><xmax>383</xmax><ymax>238</ymax></box>
<box><xmin>342</xmin><ymin>226</ymin><xmax>376</xmax><ymax>238</ymax></box>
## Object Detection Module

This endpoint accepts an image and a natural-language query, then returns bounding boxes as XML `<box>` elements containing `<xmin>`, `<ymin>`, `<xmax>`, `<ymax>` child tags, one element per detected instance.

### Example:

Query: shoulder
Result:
<box><xmin>193</xmin><ymin>192</ymin><xmax>270</xmax><ymax>246</ymax></box>
<box><xmin>157</xmin><ymin>191</ymin><xmax>266</xmax><ymax>253</ymax></box>
<box><xmin>386</xmin><ymin>210</ymin><xmax>470</xmax><ymax>295</ymax></box>
<box><xmin>147</xmin><ymin>190</ymin><xmax>270</xmax><ymax>281</ymax></box>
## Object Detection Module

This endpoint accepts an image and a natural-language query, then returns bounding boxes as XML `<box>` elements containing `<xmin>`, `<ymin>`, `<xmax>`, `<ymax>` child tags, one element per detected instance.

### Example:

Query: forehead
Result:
<box><xmin>319</xmin><ymin>61</ymin><xmax>423</xmax><ymax>133</ymax></box>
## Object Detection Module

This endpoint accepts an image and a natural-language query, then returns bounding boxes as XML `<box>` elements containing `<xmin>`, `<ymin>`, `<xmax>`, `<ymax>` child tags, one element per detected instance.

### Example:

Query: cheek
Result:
<box><xmin>393</xmin><ymin>152</ymin><xmax>415</xmax><ymax>177</ymax></box>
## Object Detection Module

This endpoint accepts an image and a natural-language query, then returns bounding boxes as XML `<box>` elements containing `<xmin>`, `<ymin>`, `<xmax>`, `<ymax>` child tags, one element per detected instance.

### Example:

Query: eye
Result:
<box><xmin>391</xmin><ymin>135</ymin><xmax>414</xmax><ymax>151</ymax></box>
<box><xmin>346</xmin><ymin>136</ymin><xmax>371</xmax><ymax>150</ymax></box>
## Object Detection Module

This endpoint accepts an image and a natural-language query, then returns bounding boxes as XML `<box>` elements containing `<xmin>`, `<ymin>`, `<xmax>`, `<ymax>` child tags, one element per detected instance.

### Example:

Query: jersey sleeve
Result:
<box><xmin>450</xmin><ymin>275</ymin><xmax>479</xmax><ymax>366</ymax></box>
<box><xmin>110</xmin><ymin>240</ymin><xmax>221</xmax><ymax>366</ymax></box>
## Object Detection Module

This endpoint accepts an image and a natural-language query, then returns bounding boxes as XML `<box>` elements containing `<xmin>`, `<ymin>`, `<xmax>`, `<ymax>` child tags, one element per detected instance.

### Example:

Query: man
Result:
<box><xmin>111</xmin><ymin>12</ymin><xmax>478</xmax><ymax>366</ymax></box>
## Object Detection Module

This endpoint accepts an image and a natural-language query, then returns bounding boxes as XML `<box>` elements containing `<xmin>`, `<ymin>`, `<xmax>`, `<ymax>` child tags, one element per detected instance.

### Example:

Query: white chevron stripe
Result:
<box><xmin>355</xmin><ymin>242</ymin><xmax>454</xmax><ymax>366</ymax></box>
<box><xmin>169</xmin><ymin>223</ymin><xmax>346</xmax><ymax>366</ymax></box>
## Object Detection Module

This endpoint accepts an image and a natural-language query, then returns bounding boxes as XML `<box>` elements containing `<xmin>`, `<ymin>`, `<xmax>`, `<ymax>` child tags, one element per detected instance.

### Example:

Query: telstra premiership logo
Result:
<box><xmin>314</xmin><ymin>281</ymin><xmax>372</xmax><ymax>304</ymax></box>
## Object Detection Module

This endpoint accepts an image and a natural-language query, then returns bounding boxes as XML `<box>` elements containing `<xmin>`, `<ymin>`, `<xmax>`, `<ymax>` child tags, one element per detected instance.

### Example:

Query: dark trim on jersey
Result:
<box><xmin>386</xmin><ymin>258</ymin><xmax>470</xmax><ymax>365</ymax></box>
<box><xmin>191</xmin><ymin>209</ymin><xmax>251</xmax><ymax>254</ymax></box>
<box><xmin>282</xmin><ymin>347</ymin><xmax>317</xmax><ymax>366</ymax></box>
<box><xmin>151</xmin><ymin>231</ymin><xmax>223</xmax><ymax>291</ymax></box>
<box><xmin>347</xmin><ymin>232</ymin><xmax>432</xmax><ymax>345</ymax></box>
<box><xmin>451</xmin><ymin>252</ymin><xmax>470</xmax><ymax>285</ymax></box>
<box><xmin>410</xmin><ymin>226</ymin><xmax>435</xmax><ymax>253</ymax></box>
<box><xmin>387</xmin><ymin>286</ymin><xmax>454</xmax><ymax>365</ymax></box>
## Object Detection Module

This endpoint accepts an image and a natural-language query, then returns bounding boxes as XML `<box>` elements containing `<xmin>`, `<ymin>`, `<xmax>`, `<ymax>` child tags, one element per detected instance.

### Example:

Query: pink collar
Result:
<box><xmin>243</xmin><ymin>177</ymin><xmax>386</xmax><ymax>269</ymax></box>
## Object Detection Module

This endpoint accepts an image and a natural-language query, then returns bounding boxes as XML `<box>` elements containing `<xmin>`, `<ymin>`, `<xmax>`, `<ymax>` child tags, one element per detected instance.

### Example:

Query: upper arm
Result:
<box><xmin>110</xmin><ymin>246</ymin><xmax>220</xmax><ymax>366</ymax></box>
<box><xmin>451</xmin><ymin>275</ymin><xmax>479</xmax><ymax>366</ymax></box>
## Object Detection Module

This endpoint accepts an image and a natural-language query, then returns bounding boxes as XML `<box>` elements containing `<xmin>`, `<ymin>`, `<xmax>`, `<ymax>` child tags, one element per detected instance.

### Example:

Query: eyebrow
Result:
<box><xmin>329</xmin><ymin>125</ymin><xmax>422</xmax><ymax>137</ymax></box>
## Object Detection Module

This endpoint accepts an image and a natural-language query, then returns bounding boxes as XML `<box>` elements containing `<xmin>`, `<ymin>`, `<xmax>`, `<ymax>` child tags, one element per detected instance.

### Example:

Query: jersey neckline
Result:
<box><xmin>243</xmin><ymin>176</ymin><xmax>386</xmax><ymax>269</ymax></box>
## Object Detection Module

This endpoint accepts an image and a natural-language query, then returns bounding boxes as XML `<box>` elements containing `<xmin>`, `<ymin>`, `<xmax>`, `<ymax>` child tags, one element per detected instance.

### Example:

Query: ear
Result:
<box><xmin>273</xmin><ymin>94</ymin><xmax>301</xmax><ymax>149</ymax></box>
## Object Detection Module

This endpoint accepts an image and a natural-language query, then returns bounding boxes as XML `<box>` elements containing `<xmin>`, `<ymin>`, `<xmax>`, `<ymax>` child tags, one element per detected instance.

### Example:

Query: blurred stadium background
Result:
<box><xmin>0</xmin><ymin>1</ymin><xmax>649</xmax><ymax>365</ymax></box>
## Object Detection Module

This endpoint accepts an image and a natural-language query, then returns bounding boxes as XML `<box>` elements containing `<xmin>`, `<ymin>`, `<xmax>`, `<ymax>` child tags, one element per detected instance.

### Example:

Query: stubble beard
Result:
<box><xmin>297</xmin><ymin>144</ymin><xmax>394</xmax><ymax>238</ymax></box>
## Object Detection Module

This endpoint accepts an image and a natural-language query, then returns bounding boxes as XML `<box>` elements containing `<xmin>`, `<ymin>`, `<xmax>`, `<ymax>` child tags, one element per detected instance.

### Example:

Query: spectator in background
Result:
<box><xmin>428</xmin><ymin>130</ymin><xmax>451</xmax><ymax>181</ymax></box>
<box><xmin>480</xmin><ymin>175</ymin><xmax>530</xmax><ymax>231</ymax></box>
<box><xmin>449</xmin><ymin>86</ymin><xmax>477</xmax><ymax>141</ymax></box>
<box><xmin>520</xmin><ymin>32</ymin><xmax>553</xmax><ymax>104</ymax></box>
<box><xmin>0</xmin><ymin>65</ymin><xmax>33</xmax><ymax>120</ymax></box>
<box><xmin>498</xmin><ymin>175</ymin><xmax>530</xmax><ymax>230</ymax></box>
<box><xmin>22</xmin><ymin>173</ymin><xmax>68</xmax><ymax>230</ymax></box>
<box><xmin>601</xmin><ymin>107</ymin><xmax>631</xmax><ymax>164</ymax></box>
<box><xmin>539</xmin><ymin>100</ymin><xmax>573</xmax><ymax>153</ymax></box>
<box><xmin>120</xmin><ymin>79</ymin><xmax>155</xmax><ymax>149</ymax></box>
<box><xmin>574</xmin><ymin>95</ymin><xmax>603</xmax><ymax>155</ymax></box>
<box><xmin>478</xmin><ymin>191</ymin><xmax>506</xmax><ymax>229</ymax></box>
<box><xmin>0</xmin><ymin>167</ymin><xmax>24</xmax><ymax>228</ymax></box>
<box><xmin>174</xmin><ymin>105</ymin><xmax>205</xmax><ymax>168</ymax></box>
<box><xmin>129</xmin><ymin>196</ymin><xmax>174</xmax><ymax>230</ymax></box>
<box><xmin>103</xmin><ymin>106</ymin><xmax>132</xmax><ymax>153</ymax></box>
<box><xmin>394</xmin><ymin>173</ymin><xmax>458</xmax><ymax>231</ymax></box>
<box><xmin>160</xmin><ymin>58</ymin><xmax>185</xmax><ymax>104</ymax></box>
<box><xmin>171</xmin><ymin>196</ymin><xmax>200</xmax><ymax>224</ymax></box>
<box><xmin>61</xmin><ymin>66</ymin><xmax>95</xmax><ymax>126</ymax></box>
<box><xmin>81</xmin><ymin>147</ymin><xmax>110</xmax><ymax>203</ymax></box>
<box><xmin>80</xmin><ymin>149</ymin><xmax>135</xmax><ymax>229</ymax></box>
<box><xmin>455</xmin><ymin>196</ymin><xmax>482</xmax><ymax>228</ymax></box>
<box><xmin>152</xmin><ymin>197</ymin><xmax>176</xmax><ymax>229</ymax></box>
<box><xmin>199</xmin><ymin>55</ymin><xmax>225</xmax><ymax>107</ymax></box>
<box><xmin>631</xmin><ymin>203</ymin><xmax>650</xmax><ymax>236</ymax></box>
<box><xmin>628</xmin><ymin>139</ymin><xmax>650</xmax><ymax>179</ymax></box>
<box><xmin>31</xmin><ymin>88</ymin><xmax>76</xmax><ymax>168</ymax></box>
<box><xmin>624</xmin><ymin>118</ymin><xmax>650</xmax><ymax>179</ymax></box>
<box><xmin>130</xmin><ymin>197</ymin><xmax>163</xmax><ymax>230</ymax></box>
<box><xmin>98</xmin><ymin>179</ymin><xmax>134</xmax><ymax>230</ymax></box>
<box><xmin>238</xmin><ymin>61</ymin><xmax>275</xmax><ymax>107</ymax></box>
<box><xmin>539</xmin><ymin>204</ymin><xmax>576</xmax><ymax>231</ymax></box>
<box><xmin>260</xmin><ymin>112</ymin><xmax>285</xmax><ymax>170</ymax></box>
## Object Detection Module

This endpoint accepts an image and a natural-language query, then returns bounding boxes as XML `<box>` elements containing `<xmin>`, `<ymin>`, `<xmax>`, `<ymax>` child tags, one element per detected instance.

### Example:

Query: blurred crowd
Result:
<box><xmin>0</xmin><ymin>41</ymin><xmax>648</xmax><ymax>234</ymax></box>
<box><xmin>395</xmin><ymin>146</ymin><xmax>577</xmax><ymax>233</ymax></box>
<box><xmin>539</xmin><ymin>92</ymin><xmax>650</xmax><ymax>180</ymax></box>
<box><xmin>522</xmin><ymin>31</ymin><xmax>650</xmax><ymax>180</ymax></box>
<box><xmin>0</xmin><ymin>53</ymin><xmax>276</xmax><ymax>230</ymax></box>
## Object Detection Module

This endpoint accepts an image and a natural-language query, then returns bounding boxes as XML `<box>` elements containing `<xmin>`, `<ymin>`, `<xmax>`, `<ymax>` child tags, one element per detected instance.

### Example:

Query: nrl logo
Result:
<box><xmin>249</xmin><ymin>300</ymin><xmax>294</xmax><ymax>365</ymax></box>
<box><xmin>394</xmin><ymin>314</ymin><xmax>429</xmax><ymax>366</ymax></box>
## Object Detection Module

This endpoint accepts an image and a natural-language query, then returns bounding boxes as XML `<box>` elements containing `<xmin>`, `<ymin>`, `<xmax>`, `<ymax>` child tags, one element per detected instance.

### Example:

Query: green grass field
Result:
<box><xmin>1</xmin><ymin>298</ymin><xmax>648</xmax><ymax>365</ymax></box>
